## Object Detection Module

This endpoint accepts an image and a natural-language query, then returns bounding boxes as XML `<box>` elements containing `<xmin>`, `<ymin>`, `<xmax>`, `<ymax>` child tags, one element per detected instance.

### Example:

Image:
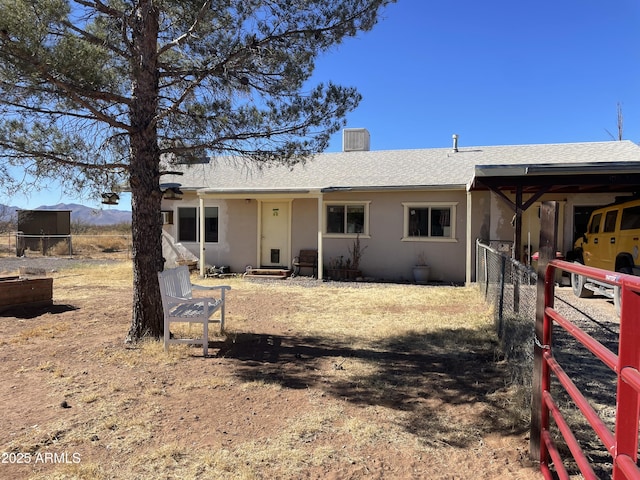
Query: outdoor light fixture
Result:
<box><xmin>101</xmin><ymin>192</ymin><xmax>120</xmax><ymax>205</ymax></box>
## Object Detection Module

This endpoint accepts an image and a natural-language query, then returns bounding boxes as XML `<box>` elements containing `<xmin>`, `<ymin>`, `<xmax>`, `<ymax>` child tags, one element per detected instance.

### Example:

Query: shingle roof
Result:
<box><xmin>163</xmin><ymin>140</ymin><xmax>640</xmax><ymax>193</ymax></box>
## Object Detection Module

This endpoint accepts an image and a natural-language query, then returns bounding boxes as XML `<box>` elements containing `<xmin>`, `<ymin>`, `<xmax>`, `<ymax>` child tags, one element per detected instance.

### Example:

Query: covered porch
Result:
<box><xmin>195</xmin><ymin>189</ymin><xmax>328</xmax><ymax>279</ymax></box>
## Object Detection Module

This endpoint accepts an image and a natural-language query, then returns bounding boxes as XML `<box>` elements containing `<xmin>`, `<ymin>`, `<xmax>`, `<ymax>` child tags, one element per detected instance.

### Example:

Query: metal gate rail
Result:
<box><xmin>538</xmin><ymin>259</ymin><xmax>640</xmax><ymax>480</ymax></box>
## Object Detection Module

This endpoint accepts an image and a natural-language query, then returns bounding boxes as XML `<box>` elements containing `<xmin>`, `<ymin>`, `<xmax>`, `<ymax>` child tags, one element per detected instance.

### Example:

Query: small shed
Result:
<box><xmin>17</xmin><ymin>209</ymin><xmax>71</xmax><ymax>255</ymax></box>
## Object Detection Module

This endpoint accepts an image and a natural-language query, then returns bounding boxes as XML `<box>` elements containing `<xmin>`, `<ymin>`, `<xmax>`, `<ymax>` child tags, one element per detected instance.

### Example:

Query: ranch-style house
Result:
<box><xmin>158</xmin><ymin>129</ymin><xmax>640</xmax><ymax>284</ymax></box>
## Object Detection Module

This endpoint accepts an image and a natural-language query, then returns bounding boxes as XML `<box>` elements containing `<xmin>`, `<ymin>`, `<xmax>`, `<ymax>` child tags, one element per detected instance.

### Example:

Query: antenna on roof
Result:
<box><xmin>605</xmin><ymin>102</ymin><xmax>623</xmax><ymax>141</ymax></box>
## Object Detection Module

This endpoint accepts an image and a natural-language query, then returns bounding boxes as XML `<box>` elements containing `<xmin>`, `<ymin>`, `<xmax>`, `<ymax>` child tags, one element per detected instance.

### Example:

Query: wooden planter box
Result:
<box><xmin>326</xmin><ymin>268</ymin><xmax>362</xmax><ymax>281</ymax></box>
<box><xmin>0</xmin><ymin>276</ymin><xmax>53</xmax><ymax>311</ymax></box>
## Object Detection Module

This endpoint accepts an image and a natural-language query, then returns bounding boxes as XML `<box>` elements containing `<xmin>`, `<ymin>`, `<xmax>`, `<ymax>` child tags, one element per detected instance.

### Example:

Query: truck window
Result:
<box><xmin>588</xmin><ymin>213</ymin><xmax>602</xmax><ymax>234</ymax></box>
<box><xmin>621</xmin><ymin>205</ymin><xmax>640</xmax><ymax>230</ymax></box>
<box><xmin>603</xmin><ymin>210</ymin><xmax>618</xmax><ymax>233</ymax></box>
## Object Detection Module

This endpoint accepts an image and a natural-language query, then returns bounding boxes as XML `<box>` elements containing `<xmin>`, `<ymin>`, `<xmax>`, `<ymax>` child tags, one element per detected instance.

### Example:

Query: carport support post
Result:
<box><xmin>530</xmin><ymin>201</ymin><xmax>558</xmax><ymax>462</ymax></box>
<box><xmin>513</xmin><ymin>187</ymin><xmax>523</xmax><ymax>314</ymax></box>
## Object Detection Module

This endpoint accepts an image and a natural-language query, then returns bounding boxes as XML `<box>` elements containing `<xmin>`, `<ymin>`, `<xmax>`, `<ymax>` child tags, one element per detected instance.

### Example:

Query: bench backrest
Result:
<box><xmin>158</xmin><ymin>265</ymin><xmax>193</xmax><ymax>300</ymax></box>
<box><xmin>298</xmin><ymin>250</ymin><xmax>318</xmax><ymax>264</ymax></box>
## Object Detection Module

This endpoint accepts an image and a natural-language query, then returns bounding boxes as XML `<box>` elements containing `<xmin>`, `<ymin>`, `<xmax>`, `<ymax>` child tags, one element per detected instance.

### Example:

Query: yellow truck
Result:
<box><xmin>569</xmin><ymin>197</ymin><xmax>640</xmax><ymax>311</ymax></box>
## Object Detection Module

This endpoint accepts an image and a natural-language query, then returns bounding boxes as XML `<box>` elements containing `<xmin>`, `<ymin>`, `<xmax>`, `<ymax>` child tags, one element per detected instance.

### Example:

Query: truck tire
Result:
<box><xmin>615</xmin><ymin>253</ymin><xmax>634</xmax><ymax>275</ymax></box>
<box><xmin>571</xmin><ymin>262</ymin><xmax>593</xmax><ymax>298</ymax></box>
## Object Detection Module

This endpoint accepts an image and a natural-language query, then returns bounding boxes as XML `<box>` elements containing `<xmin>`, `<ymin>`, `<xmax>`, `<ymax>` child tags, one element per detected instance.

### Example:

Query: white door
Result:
<box><xmin>261</xmin><ymin>201</ymin><xmax>290</xmax><ymax>267</ymax></box>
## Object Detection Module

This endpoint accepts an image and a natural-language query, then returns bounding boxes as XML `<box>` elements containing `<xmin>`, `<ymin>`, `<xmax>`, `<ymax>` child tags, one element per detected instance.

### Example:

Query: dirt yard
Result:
<box><xmin>0</xmin><ymin>259</ymin><xmax>542</xmax><ymax>479</ymax></box>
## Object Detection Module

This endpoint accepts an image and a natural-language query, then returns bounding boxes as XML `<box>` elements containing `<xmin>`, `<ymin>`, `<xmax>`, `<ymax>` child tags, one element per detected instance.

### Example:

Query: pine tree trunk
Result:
<box><xmin>126</xmin><ymin>2</ymin><xmax>164</xmax><ymax>341</ymax></box>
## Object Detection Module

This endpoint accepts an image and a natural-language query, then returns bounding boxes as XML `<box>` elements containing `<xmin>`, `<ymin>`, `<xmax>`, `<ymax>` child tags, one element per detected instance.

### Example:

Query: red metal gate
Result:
<box><xmin>536</xmin><ymin>259</ymin><xmax>640</xmax><ymax>480</ymax></box>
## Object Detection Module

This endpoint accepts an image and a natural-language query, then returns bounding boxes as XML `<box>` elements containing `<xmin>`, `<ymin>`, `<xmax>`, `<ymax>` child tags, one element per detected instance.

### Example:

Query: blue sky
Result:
<box><xmin>319</xmin><ymin>0</ymin><xmax>640</xmax><ymax>151</ymax></box>
<box><xmin>9</xmin><ymin>0</ymin><xmax>640</xmax><ymax>210</ymax></box>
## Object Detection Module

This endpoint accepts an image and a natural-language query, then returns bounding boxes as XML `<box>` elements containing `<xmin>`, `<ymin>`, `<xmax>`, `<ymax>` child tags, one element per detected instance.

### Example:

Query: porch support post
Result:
<box><xmin>256</xmin><ymin>200</ymin><xmax>262</xmax><ymax>269</ymax></box>
<box><xmin>466</xmin><ymin>190</ymin><xmax>473</xmax><ymax>284</ymax></box>
<box><xmin>317</xmin><ymin>195</ymin><xmax>324</xmax><ymax>280</ymax></box>
<box><xmin>199</xmin><ymin>196</ymin><xmax>205</xmax><ymax>277</ymax></box>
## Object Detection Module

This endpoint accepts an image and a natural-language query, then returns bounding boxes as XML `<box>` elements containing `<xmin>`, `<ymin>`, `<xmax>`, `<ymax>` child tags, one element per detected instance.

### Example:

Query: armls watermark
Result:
<box><xmin>2</xmin><ymin>452</ymin><xmax>81</xmax><ymax>464</ymax></box>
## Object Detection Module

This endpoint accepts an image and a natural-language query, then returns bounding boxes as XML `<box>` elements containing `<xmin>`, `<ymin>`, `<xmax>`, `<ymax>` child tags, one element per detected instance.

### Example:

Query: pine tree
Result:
<box><xmin>0</xmin><ymin>0</ymin><xmax>393</xmax><ymax>340</ymax></box>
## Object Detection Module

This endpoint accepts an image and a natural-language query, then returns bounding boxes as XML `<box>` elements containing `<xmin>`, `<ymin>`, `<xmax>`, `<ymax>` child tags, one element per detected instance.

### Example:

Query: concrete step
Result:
<box><xmin>244</xmin><ymin>268</ymin><xmax>291</xmax><ymax>279</ymax></box>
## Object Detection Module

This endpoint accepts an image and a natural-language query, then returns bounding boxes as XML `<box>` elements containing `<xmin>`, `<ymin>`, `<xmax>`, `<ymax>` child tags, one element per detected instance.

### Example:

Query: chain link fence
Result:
<box><xmin>1</xmin><ymin>232</ymin><xmax>132</xmax><ymax>260</ymax></box>
<box><xmin>476</xmin><ymin>239</ymin><xmax>537</xmax><ymax>391</ymax></box>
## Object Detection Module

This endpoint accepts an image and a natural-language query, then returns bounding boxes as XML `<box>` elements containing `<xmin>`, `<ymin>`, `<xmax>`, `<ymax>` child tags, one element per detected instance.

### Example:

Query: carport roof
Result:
<box><xmin>469</xmin><ymin>161</ymin><xmax>640</xmax><ymax>195</ymax></box>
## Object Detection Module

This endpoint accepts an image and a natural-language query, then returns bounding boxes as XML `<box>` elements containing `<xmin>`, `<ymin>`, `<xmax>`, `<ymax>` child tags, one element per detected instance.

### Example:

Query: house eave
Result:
<box><xmin>196</xmin><ymin>188</ymin><xmax>320</xmax><ymax>200</ymax></box>
<box><xmin>195</xmin><ymin>185</ymin><xmax>466</xmax><ymax>198</ymax></box>
<box><xmin>321</xmin><ymin>184</ymin><xmax>466</xmax><ymax>193</ymax></box>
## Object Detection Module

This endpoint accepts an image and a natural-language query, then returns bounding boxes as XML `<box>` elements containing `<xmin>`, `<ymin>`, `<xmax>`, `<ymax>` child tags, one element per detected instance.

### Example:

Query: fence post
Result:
<box><xmin>497</xmin><ymin>254</ymin><xmax>506</xmax><ymax>338</ymax></box>
<box><xmin>530</xmin><ymin>201</ymin><xmax>558</xmax><ymax>462</ymax></box>
<box><xmin>483</xmin><ymin>243</ymin><xmax>489</xmax><ymax>299</ymax></box>
<box><xmin>16</xmin><ymin>232</ymin><xmax>24</xmax><ymax>256</ymax></box>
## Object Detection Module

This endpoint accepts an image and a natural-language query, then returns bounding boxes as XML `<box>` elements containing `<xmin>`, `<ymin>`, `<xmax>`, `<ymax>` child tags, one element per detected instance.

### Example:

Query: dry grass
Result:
<box><xmin>65</xmin><ymin>234</ymin><xmax>131</xmax><ymax>257</ymax></box>
<box><xmin>52</xmin><ymin>261</ymin><xmax>133</xmax><ymax>289</ymax></box>
<box><xmin>0</xmin><ymin>263</ymin><xmax>538</xmax><ymax>480</ymax></box>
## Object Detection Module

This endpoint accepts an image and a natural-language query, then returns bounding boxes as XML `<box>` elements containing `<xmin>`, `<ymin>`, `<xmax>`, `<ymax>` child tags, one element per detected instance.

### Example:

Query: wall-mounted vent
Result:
<box><xmin>342</xmin><ymin>128</ymin><xmax>370</xmax><ymax>152</ymax></box>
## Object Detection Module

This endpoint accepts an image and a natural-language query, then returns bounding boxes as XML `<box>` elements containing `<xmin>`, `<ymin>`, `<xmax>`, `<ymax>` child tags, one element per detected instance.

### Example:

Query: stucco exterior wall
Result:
<box><xmin>161</xmin><ymin>188</ymin><xmax>634</xmax><ymax>283</ymax></box>
<box><xmin>489</xmin><ymin>193</ymin><xmax>514</xmax><ymax>246</ymax></box>
<box><xmin>162</xmin><ymin>197</ymin><xmax>258</xmax><ymax>273</ymax></box>
<box><xmin>291</xmin><ymin>198</ymin><xmax>319</xmax><ymax>255</ymax></box>
<box><xmin>162</xmin><ymin>189</ymin><xmax>469</xmax><ymax>283</ymax></box>
<box><xmin>224</xmin><ymin>199</ymin><xmax>259</xmax><ymax>271</ymax></box>
<box><xmin>321</xmin><ymin>189</ymin><xmax>468</xmax><ymax>283</ymax></box>
<box><xmin>467</xmin><ymin>190</ymin><xmax>491</xmax><ymax>282</ymax></box>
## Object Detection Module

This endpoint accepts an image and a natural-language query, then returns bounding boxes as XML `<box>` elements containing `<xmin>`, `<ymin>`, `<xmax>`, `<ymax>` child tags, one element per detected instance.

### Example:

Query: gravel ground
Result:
<box><xmin>544</xmin><ymin>287</ymin><xmax>621</xmax><ymax>478</ymax></box>
<box><xmin>0</xmin><ymin>255</ymin><xmax>124</xmax><ymax>275</ymax></box>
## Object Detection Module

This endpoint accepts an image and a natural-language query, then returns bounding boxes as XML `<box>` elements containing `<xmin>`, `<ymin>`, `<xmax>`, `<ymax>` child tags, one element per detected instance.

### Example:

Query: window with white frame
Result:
<box><xmin>325</xmin><ymin>202</ymin><xmax>369</xmax><ymax>236</ymax></box>
<box><xmin>177</xmin><ymin>206</ymin><xmax>219</xmax><ymax>242</ymax></box>
<box><xmin>403</xmin><ymin>202</ymin><xmax>457</xmax><ymax>240</ymax></box>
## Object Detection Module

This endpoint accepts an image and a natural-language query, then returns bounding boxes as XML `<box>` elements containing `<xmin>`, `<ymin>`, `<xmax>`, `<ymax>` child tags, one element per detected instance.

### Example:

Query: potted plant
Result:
<box><xmin>327</xmin><ymin>235</ymin><xmax>367</xmax><ymax>280</ymax></box>
<box><xmin>326</xmin><ymin>255</ymin><xmax>354</xmax><ymax>280</ymax></box>
<box><xmin>412</xmin><ymin>251</ymin><xmax>430</xmax><ymax>284</ymax></box>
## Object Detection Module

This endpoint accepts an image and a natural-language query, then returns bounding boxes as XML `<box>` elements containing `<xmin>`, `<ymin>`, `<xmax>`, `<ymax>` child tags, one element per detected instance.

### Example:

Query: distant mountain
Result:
<box><xmin>0</xmin><ymin>203</ymin><xmax>132</xmax><ymax>226</ymax></box>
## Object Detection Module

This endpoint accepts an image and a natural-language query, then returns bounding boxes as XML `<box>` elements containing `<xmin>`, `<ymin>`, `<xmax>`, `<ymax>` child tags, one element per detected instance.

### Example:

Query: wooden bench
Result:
<box><xmin>158</xmin><ymin>265</ymin><xmax>231</xmax><ymax>356</ymax></box>
<box><xmin>292</xmin><ymin>249</ymin><xmax>318</xmax><ymax>277</ymax></box>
